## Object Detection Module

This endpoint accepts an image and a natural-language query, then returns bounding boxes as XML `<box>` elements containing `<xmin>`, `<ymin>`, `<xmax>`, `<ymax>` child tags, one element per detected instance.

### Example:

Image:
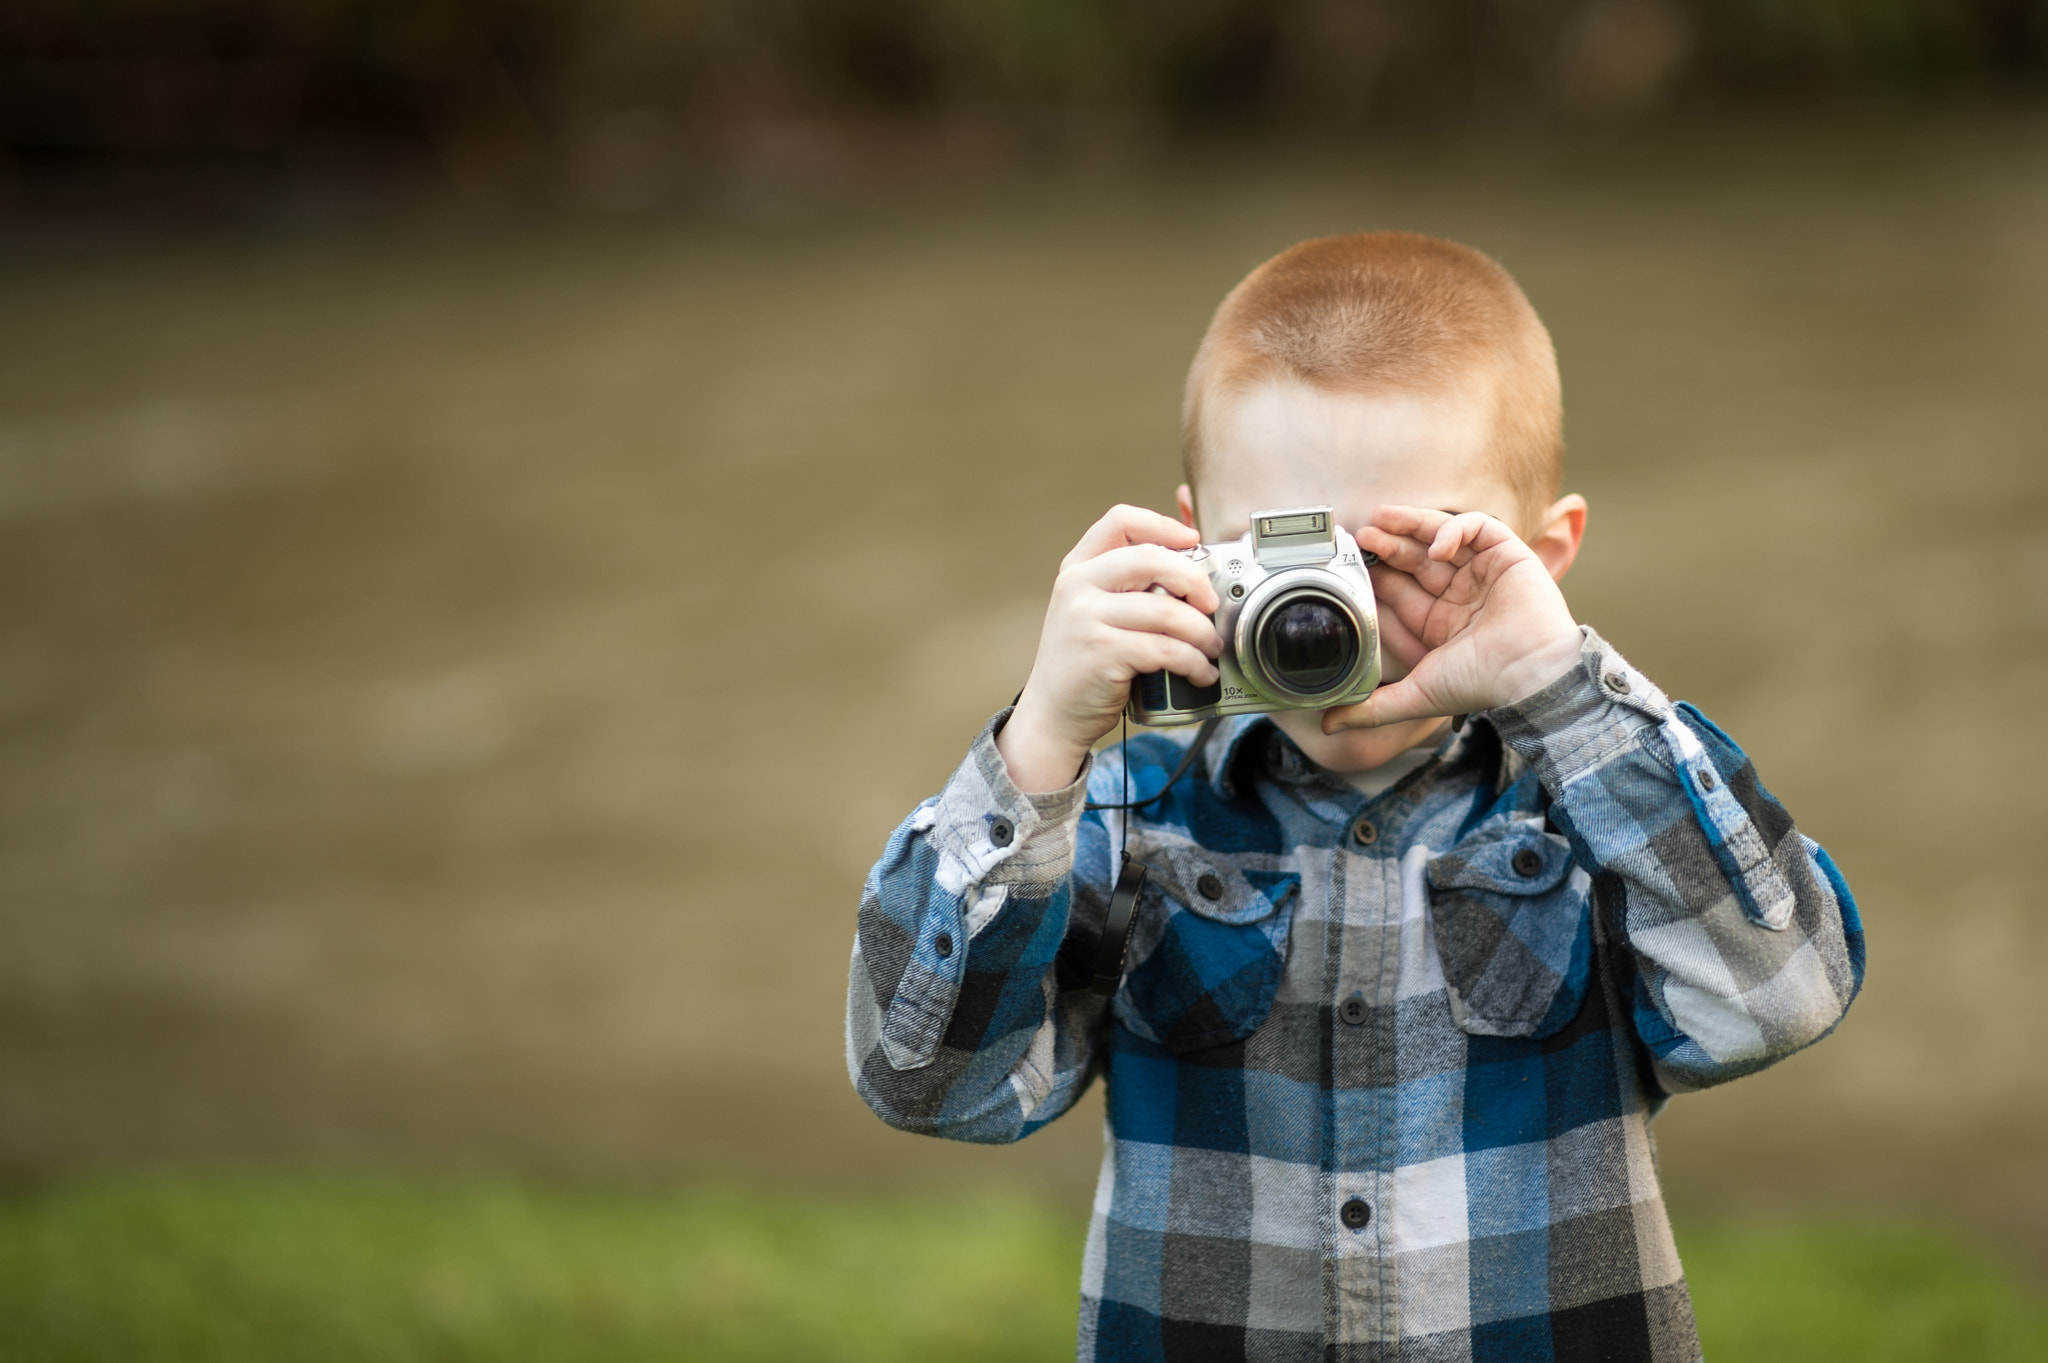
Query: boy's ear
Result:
<box><xmin>1530</xmin><ymin>494</ymin><xmax>1588</xmax><ymax>583</ymax></box>
<box><xmin>1175</xmin><ymin>484</ymin><xmax>1198</xmax><ymax>530</ymax></box>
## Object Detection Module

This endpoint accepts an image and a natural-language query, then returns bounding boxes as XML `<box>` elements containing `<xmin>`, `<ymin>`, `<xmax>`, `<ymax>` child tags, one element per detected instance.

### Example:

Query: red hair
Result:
<box><xmin>1183</xmin><ymin>232</ymin><xmax>1563</xmax><ymax>527</ymax></box>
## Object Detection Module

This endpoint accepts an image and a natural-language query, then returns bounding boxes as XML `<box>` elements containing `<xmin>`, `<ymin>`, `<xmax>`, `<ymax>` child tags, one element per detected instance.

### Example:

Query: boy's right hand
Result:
<box><xmin>997</xmin><ymin>506</ymin><xmax>1222</xmax><ymax>793</ymax></box>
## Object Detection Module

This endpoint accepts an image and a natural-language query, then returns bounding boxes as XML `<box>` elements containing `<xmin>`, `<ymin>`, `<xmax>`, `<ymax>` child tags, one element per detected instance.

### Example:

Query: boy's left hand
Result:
<box><xmin>1323</xmin><ymin>506</ymin><xmax>1583</xmax><ymax>733</ymax></box>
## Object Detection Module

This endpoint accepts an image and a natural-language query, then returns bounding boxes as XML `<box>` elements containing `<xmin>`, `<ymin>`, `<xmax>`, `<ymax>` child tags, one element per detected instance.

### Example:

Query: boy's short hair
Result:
<box><xmin>1183</xmin><ymin>232</ymin><xmax>1563</xmax><ymax>529</ymax></box>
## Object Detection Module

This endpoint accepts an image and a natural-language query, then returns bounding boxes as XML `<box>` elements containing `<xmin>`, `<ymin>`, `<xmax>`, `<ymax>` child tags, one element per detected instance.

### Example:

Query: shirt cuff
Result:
<box><xmin>926</xmin><ymin>706</ymin><xmax>1092</xmax><ymax>899</ymax></box>
<box><xmin>1485</xmin><ymin>625</ymin><xmax>1674</xmax><ymax>786</ymax></box>
<box><xmin>1486</xmin><ymin>626</ymin><xmax>1798</xmax><ymax>929</ymax></box>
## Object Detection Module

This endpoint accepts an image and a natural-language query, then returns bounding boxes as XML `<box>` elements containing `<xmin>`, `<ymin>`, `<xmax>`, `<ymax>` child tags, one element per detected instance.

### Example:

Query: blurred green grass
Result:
<box><xmin>0</xmin><ymin>1176</ymin><xmax>2039</xmax><ymax>1362</ymax></box>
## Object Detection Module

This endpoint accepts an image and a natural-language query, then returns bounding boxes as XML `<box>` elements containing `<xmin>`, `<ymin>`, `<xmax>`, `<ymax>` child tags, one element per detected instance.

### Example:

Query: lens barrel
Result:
<box><xmin>1258</xmin><ymin>597</ymin><xmax>1357</xmax><ymax>692</ymax></box>
<box><xmin>1243</xmin><ymin>586</ymin><xmax>1365</xmax><ymax>702</ymax></box>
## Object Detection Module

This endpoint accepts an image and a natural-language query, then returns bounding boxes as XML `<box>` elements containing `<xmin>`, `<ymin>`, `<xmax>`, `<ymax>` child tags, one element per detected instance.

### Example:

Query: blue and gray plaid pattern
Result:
<box><xmin>847</xmin><ymin>627</ymin><xmax>1865</xmax><ymax>1361</ymax></box>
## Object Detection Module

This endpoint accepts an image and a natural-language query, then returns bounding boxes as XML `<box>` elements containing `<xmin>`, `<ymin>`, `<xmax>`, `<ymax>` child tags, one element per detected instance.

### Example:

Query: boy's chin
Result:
<box><xmin>1269</xmin><ymin>709</ymin><xmax>1449</xmax><ymax>775</ymax></box>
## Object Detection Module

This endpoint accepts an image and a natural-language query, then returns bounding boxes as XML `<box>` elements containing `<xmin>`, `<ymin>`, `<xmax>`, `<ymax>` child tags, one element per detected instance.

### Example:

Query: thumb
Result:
<box><xmin>1321</xmin><ymin>677</ymin><xmax>1440</xmax><ymax>733</ymax></box>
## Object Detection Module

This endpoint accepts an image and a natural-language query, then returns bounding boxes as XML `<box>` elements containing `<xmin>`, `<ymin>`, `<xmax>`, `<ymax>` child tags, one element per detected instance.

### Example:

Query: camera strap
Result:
<box><xmin>1083</xmin><ymin>714</ymin><xmax>1220</xmax><ymax>814</ymax></box>
<box><xmin>1084</xmin><ymin>713</ymin><xmax>1220</xmax><ymax>997</ymax></box>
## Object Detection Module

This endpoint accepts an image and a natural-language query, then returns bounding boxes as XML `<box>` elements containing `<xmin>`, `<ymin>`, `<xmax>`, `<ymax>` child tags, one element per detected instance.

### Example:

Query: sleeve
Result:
<box><xmin>845</xmin><ymin>707</ymin><xmax>1117</xmax><ymax>1143</ymax></box>
<box><xmin>1487</xmin><ymin>627</ymin><xmax>1867</xmax><ymax>1093</ymax></box>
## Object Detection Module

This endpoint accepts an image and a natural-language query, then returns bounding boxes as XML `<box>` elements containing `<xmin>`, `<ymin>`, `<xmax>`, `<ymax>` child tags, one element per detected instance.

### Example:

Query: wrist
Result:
<box><xmin>996</xmin><ymin>693</ymin><xmax>1093</xmax><ymax>794</ymax></box>
<box><xmin>1495</xmin><ymin>626</ymin><xmax>1586</xmax><ymax>708</ymax></box>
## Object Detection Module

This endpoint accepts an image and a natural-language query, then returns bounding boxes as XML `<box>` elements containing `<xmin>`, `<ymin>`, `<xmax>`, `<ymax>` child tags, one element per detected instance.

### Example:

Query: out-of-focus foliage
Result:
<box><xmin>0</xmin><ymin>1175</ymin><xmax>2042</xmax><ymax>1362</ymax></box>
<box><xmin>1685</xmin><ymin>1220</ymin><xmax>2048</xmax><ymax>1361</ymax></box>
<box><xmin>0</xmin><ymin>1175</ymin><xmax>1083</xmax><ymax>1362</ymax></box>
<box><xmin>2</xmin><ymin>0</ymin><xmax>2045</xmax><ymax>205</ymax></box>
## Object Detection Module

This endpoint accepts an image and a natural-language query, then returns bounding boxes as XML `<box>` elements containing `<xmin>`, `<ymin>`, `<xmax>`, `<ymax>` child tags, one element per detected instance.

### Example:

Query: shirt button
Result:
<box><xmin>1340</xmin><ymin>1198</ymin><xmax>1372</xmax><ymax>1229</ymax></box>
<box><xmin>1512</xmin><ymin>848</ymin><xmax>1544</xmax><ymax>878</ymax></box>
<box><xmin>1603</xmin><ymin>672</ymin><xmax>1632</xmax><ymax>695</ymax></box>
<box><xmin>1350</xmin><ymin>816</ymin><xmax>1378</xmax><ymax>847</ymax></box>
<box><xmin>934</xmin><ymin>932</ymin><xmax>954</xmax><ymax>958</ymax></box>
<box><xmin>1697</xmin><ymin>769</ymin><xmax>1718</xmax><ymax>792</ymax></box>
<box><xmin>1196</xmin><ymin>872</ymin><xmax>1224</xmax><ymax>901</ymax></box>
<box><xmin>1339</xmin><ymin>996</ymin><xmax>1367</xmax><ymax>1026</ymax></box>
<box><xmin>989</xmin><ymin>817</ymin><xmax>1014</xmax><ymax>847</ymax></box>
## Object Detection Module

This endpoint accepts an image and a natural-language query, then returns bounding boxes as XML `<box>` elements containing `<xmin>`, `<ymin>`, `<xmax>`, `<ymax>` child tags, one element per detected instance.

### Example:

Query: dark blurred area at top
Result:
<box><xmin>3</xmin><ymin>0</ymin><xmax>2046</xmax><ymax>216</ymax></box>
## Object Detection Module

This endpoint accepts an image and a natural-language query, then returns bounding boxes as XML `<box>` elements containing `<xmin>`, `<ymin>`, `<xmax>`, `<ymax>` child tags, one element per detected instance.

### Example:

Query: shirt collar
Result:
<box><xmin>1201</xmin><ymin>711</ymin><xmax>1516</xmax><ymax>798</ymax></box>
<box><xmin>1202</xmin><ymin>714</ymin><xmax>1273</xmax><ymax>798</ymax></box>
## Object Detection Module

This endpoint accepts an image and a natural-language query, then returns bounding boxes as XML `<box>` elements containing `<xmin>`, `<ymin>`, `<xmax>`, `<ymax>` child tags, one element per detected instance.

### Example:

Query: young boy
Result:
<box><xmin>846</xmin><ymin>232</ymin><xmax>1863</xmax><ymax>1362</ymax></box>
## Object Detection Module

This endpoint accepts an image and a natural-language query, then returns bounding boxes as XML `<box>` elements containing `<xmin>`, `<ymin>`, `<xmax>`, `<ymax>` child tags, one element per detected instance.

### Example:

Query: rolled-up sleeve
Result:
<box><xmin>847</xmin><ymin>708</ymin><xmax>1110</xmax><ymax>1141</ymax></box>
<box><xmin>1488</xmin><ymin>627</ymin><xmax>1867</xmax><ymax>1092</ymax></box>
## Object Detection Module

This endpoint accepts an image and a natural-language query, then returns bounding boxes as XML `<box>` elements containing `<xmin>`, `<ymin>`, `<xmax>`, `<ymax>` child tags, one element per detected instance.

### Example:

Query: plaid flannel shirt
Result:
<box><xmin>847</xmin><ymin>627</ymin><xmax>1865</xmax><ymax>1362</ymax></box>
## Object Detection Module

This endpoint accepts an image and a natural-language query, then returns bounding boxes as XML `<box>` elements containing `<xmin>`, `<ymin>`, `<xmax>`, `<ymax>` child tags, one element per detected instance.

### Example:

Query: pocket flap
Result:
<box><xmin>1426</xmin><ymin>822</ymin><xmax>1573</xmax><ymax>896</ymax></box>
<box><xmin>1138</xmin><ymin>840</ymin><xmax>1299</xmax><ymax>926</ymax></box>
<box><xmin>1110</xmin><ymin>842</ymin><xmax>1300</xmax><ymax>1053</ymax></box>
<box><xmin>1425</xmin><ymin>820</ymin><xmax>1593</xmax><ymax>1041</ymax></box>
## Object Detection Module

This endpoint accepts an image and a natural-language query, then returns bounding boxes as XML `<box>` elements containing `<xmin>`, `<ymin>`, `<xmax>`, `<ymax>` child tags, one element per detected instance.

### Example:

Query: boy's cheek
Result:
<box><xmin>1270</xmin><ymin>709</ymin><xmax>1339</xmax><ymax>762</ymax></box>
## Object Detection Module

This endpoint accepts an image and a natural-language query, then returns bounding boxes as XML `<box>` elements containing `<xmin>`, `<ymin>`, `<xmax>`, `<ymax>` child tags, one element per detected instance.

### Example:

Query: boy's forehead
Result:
<box><xmin>1195</xmin><ymin>380</ymin><xmax>1516</xmax><ymax>533</ymax></box>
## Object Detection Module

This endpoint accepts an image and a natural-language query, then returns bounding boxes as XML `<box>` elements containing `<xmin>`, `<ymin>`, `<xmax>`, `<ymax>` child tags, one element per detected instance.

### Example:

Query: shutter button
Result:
<box><xmin>1512</xmin><ymin>848</ymin><xmax>1544</xmax><ymax>878</ymax></box>
<box><xmin>989</xmin><ymin>817</ymin><xmax>1014</xmax><ymax>847</ymax></box>
<box><xmin>1196</xmin><ymin>873</ymin><xmax>1224</xmax><ymax>901</ymax></box>
<box><xmin>1341</xmin><ymin>1198</ymin><xmax>1372</xmax><ymax>1229</ymax></box>
<box><xmin>1340</xmin><ymin>995</ymin><xmax>1366</xmax><ymax>1026</ymax></box>
<box><xmin>1350</xmin><ymin>816</ymin><xmax>1378</xmax><ymax>847</ymax></box>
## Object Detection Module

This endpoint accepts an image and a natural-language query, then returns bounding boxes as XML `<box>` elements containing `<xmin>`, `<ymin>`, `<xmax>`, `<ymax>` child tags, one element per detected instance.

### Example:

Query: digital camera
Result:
<box><xmin>1129</xmin><ymin>506</ymin><xmax>1381</xmax><ymax>727</ymax></box>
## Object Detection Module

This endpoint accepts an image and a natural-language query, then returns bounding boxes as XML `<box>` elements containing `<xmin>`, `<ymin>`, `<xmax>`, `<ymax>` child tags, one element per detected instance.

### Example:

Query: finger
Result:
<box><xmin>1072</xmin><ymin>543</ymin><xmax>1220</xmax><ymax>611</ymax></box>
<box><xmin>1367</xmin><ymin>561</ymin><xmax>1435</xmax><ymax>610</ymax></box>
<box><xmin>1366</xmin><ymin>505</ymin><xmax>1456</xmax><ymax>546</ymax></box>
<box><xmin>1367</xmin><ymin>597</ymin><xmax>1432</xmax><ymax>675</ymax></box>
<box><xmin>1366</xmin><ymin>566</ymin><xmax>1440</xmax><ymax>649</ymax></box>
<box><xmin>1067</xmin><ymin>504</ymin><xmax>1200</xmax><ymax>565</ymax></box>
<box><xmin>1427</xmin><ymin>512</ymin><xmax>1509</xmax><ymax>565</ymax></box>
<box><xmin>1355</xmin><ymin>524</ymin><xmax>1435</xmax><ymax>575</ymax></box>
<box><xmin>1361</xmin><ymin>527</ymin><xmax>1460</xmax><ymax>597</ymax></box>
<box><xmin>1095</xmin><ymin>591</ymin><xmax>1222</xmax><ymax>658</ymax></box>
<box><xmin>1320</xmin><ymin>677</ymin><xmax>1440</xmax><ymax>732</ymax></box>
<box><xmin>1109</xmin><ymin>629</ymin><xmax>1219</xmax><ymax>686</ymax></box>
<box><xmin>1375</xmin><ymin>625</ymin><xmax>1426</xmax><ymax>681</ymax></box>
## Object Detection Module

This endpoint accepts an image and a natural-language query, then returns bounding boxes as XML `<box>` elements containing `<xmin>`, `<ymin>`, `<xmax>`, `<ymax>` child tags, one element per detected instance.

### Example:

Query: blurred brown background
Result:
<box><xmin>2</xmin><ymin>0</ymin><xmax>2045</xmax><ymax>1276</ymax></box>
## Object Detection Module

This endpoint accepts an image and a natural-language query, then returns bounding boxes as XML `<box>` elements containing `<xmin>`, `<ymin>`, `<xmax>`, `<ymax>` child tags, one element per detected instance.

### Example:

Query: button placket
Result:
<box><xmin>1325</xmin><ymin>832</ymin><xmax>1403</xmax><ymax>1198</ymax></box>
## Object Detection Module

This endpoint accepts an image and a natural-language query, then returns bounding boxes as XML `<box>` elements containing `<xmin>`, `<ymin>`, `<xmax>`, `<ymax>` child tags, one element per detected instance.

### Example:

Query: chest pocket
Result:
<box><xmin>1111</xmin><ymin>841</ymin><xmax>1299</xmax><ymax>1054</ymax></box>
<box><xmin>1427</xmin><ymin>820</ymin><xmax>1594</xmax><ymax>1040</ymax></box>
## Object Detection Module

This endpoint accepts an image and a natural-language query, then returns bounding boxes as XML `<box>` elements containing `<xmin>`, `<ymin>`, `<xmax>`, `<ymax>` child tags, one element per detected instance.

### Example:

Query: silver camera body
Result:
<box><xmin>1129</xmin><ymin>506</ymin><xmax>1382</xmax><ymax>727</ymax></box>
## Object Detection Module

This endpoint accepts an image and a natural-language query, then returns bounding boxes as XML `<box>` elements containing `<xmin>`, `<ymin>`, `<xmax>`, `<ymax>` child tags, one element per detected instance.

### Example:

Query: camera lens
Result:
<box><xmin>1256</xmin><ymin>596</ymin><xmax>1358</xmax><ymax>695</ymax></box>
